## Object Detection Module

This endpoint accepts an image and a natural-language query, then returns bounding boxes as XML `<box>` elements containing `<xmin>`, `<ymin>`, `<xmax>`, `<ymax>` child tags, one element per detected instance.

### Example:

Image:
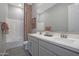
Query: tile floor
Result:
<box><xmin>4</xmin><ymin>46</ymin><xmax>31</xmax><ymax>56</ymax></box>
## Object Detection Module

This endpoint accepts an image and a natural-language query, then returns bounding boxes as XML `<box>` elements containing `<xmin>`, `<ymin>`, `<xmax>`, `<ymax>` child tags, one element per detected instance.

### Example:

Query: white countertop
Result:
<box><xmin>28</xmin><ymin>33</ymin><xmax>79</xmax><ymax>53</ymax></box>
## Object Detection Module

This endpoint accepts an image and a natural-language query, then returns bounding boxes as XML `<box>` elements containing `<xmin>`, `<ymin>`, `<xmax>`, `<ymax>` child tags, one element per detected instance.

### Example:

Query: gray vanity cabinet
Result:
<box><xmin>39</xmin><ymin>45</ymin><xmax>56</xmax><ymax>56</ymax></box>
<box><xmin>28</xmin><ymin>36</ymin><xmax>39</xmax><ymax>56</ymax></box>
<box><xmin>39</xmin><ymin>40</ymin><xmax>79</xmax><ymax>56</ymax></box>
<box><xmin>28</xmin><ymin>35</ymin><xmax>79</xmax><ymax>56</ymax></box>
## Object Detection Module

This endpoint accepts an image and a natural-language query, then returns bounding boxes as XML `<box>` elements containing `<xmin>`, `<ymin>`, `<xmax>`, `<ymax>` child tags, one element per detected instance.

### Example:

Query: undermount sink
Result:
<box><xmin>53</xmin><ymin>38</ymin><xmax>75</xmax><ymax>43</ymax></box>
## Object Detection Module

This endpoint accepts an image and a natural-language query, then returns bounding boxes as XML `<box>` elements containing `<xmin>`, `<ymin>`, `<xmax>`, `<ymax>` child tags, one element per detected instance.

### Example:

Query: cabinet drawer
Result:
<box><xmin>39</xmin><ymin>45</ymin><xmax>56</xmax><ymax>56</ymax></box>
<box><xmin>28</xmin><ymin>36</ymin><xmax>39</xmax><ymax>43</ymax></box>
<box><xmin>39</xmin><ymin>40</ymin><xmax>79</xmax><ymax>56</ymax></box>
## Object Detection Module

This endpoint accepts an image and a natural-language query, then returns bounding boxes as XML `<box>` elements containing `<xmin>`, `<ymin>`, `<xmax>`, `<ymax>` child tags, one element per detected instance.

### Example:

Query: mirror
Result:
<box><xmin>37</xmin><ymin>3</ymin><xmax>79</xmax><ymax>33</ymax></box>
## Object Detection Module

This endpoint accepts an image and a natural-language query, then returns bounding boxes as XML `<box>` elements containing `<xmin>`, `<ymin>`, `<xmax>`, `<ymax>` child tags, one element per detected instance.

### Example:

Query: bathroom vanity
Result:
<box><xmin>27</xmin><ymin>3</ymin><xmax>79</xmax><ymax>56</ymax></box>
<box><xmin>27</xmin><ymin>33</ymin><xmax>79</xmax><ymax>56</ymax></box>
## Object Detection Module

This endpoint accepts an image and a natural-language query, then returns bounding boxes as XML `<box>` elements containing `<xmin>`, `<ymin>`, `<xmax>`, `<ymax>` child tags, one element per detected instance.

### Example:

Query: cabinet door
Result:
<box><xmin>39</xmin><ymin>45</ymin><xmax>56</xmax><ymax>56</ymax></box>
<box><xmin>27</xmin><ymin>36</ymin><xmax>39</xmax><ymax>56</ymax></box>
<box><xmin>27</xmin><ymin>40</ymin><xmax>32</xmax><ymax>54</ymax></box>
<box><xmin>31</xmin><ymin>40</ymin><xmax>39</xmax><ymax>56</ymax></box>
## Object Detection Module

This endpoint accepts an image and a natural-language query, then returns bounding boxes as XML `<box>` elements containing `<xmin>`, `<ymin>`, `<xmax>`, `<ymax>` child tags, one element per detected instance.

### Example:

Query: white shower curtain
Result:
<box><xmin>0</xmin><ymin>22</ymin><xmax>6</xmax><ymax>56</ymax></box>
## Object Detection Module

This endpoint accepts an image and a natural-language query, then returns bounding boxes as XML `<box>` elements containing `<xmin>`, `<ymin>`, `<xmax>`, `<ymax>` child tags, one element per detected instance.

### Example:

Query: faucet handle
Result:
<box><xmin>60</xmin><ymin>34</ymin><xmax>67</xmax><ymax>38</ymax></box>
<box><xmin>64</xmin><ymin>34</ymin><xmax>67</xmax><ymax>38</ymax></box>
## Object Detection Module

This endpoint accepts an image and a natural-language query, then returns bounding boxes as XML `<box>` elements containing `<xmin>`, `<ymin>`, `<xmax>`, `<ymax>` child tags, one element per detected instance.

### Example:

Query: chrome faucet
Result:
<box><xmin>60</xmin><ymin>34</ymin><xmax>67</xmax><ymax>38</ymax></box>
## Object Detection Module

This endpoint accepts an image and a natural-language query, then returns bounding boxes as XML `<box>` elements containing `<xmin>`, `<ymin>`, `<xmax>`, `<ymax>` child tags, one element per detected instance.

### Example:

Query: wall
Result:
<box><xmin>32</xmin><ymin>4</ymin><xmax>37</xmax><ymax>18</ymax></box>
<box><xmin>0</xmin><ymin>23</ymin><xmax>6</xmax><ymax>55</ymax></box>
<box><xmin>0</xmin><ymin>3</ymin><xmax>8</xmax><ymax>19</ymax></box>
<box><xmin>39</xmin><ymin>3</ymin><xmax>71</xmax><ymax>32</ymax></box>
<box><xmin>32</xmin><ymin>4</ymin><xmax>37</xmax><ymax>32</ymax></box>
<box><xmin>0</xmin><ymin>3</ymin><xmax>8</xmax><ymax>55</ymax></box>
<box><xmin>8</xmin><ymin>4</ymin><xmax>23</xmax><ymax>20</ymax></box>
